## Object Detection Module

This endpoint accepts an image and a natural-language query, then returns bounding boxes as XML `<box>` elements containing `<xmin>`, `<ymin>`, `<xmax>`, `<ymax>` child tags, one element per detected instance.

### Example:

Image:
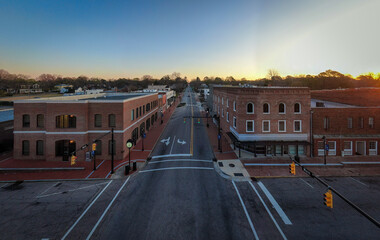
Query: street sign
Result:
<box><xmin>126</xmin><ymin>139</ymin><xmax>133</xmax><ymax>149</ymax></box>
<box><xmin>143</xmin><ymin>133</ymin><xmax>146</xmax><ymax>138</ymax></box>
<box><xmin>325</xmin><ymin>144</ymin><xmax>329</xmax><ymax>151</ymax></box>
<box><xmin>218</xmin><ymin>134</ymin><xmax>221</xmax><ymax>140</ymax></box>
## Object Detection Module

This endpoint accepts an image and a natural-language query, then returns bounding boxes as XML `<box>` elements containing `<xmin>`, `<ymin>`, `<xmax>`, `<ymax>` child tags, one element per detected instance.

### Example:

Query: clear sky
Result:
<box><xmin>0</xmin><ymin>0</ymin><xmax>379</xmax><ymax>80</ymax></box>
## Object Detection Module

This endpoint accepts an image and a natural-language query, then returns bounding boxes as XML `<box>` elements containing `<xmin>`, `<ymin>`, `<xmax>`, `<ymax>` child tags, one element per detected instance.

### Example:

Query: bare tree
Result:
<box><xmin>37</xmin><ymin>74</ymin><xmax>57</xmax><ymax>81</ymax></box>
<box><xmin>142</xmin><ymin>75</ymin><xmax>153</xmax><ymax>81</ymax></box>
<box><xmin>267</xmin><ymin>69</ymin><xmax>280</xmax><ymax>79</ymax></box>
<box><xmin>171</xmin><ymin>72</ymin><xmax>181</xmax><ymax>80</ymax></box>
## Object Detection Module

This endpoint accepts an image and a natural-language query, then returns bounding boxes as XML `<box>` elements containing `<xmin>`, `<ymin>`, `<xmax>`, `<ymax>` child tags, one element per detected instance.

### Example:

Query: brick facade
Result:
<box><xmin>213</xmin><ymin>86</ymin><xmax>311</xmax><ymax>156</ymax></box>
<box><xmin>14</xmin><ymin>93</ymin><xmax>159</xmax><ymax>161</ymax></box>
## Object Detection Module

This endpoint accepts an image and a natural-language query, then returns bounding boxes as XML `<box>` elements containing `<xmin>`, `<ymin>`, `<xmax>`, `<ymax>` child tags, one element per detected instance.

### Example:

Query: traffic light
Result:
<box><xmin>184</xmin><ymin>118</ymin><xmax>186</xmax><ymax>123</ymax></box>
<box><xmin>289</xmin><ymin>162</ymin><xmax>296</xmax><ymax>175</ymax></box>
<box><xmin>71</xmin><ymin>155</ymin><xmax>77</xmax><ymax>166</ymax></box>
<box><xmin>197</xmin><ymin>118</ymin><xmax>200</xmax><ymax>124</ymax></box>
<box><xmin>92</xmin><ymin>143</ymin><xmax>97</xmax><ymax>151</ymax></box>
<box><xmin>324</xmin><ymin>190</ymin><xmax>333</xmax><ymax>208</ymax></box>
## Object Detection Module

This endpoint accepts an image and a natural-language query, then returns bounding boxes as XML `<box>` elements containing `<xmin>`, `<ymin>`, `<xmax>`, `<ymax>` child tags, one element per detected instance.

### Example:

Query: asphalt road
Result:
<box><xmin>1</xmin><ymin>87</ymin><xmax>380</xmax><ymax>239</ymax></box>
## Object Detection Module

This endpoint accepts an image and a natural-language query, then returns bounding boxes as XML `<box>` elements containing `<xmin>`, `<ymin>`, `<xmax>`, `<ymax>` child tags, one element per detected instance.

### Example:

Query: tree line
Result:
<box><xmin>0</xmin><ymin>70</ymin><xmax>187</xmax><ymax>97</ymax></box>
<box><xmin>190</xmin><ymin>69</ymin><xmax>380</xmax><ymax>90</ymax></box>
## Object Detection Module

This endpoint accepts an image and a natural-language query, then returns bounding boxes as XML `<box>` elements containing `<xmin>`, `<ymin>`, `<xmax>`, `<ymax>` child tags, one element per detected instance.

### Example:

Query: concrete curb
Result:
<box><xmin>0</xmin><ymin>167</ymin><xmax>85</xmax><ymax>172</ymax></box>
<box><xmin>0</xmin><ymin>178</ymin><xmax>113</xmax><ymax>183</ymax></box>
<box><xmin>213</xmin><ymin>162</ymin><xmax>250</xmax><ymax>182</ymax></box>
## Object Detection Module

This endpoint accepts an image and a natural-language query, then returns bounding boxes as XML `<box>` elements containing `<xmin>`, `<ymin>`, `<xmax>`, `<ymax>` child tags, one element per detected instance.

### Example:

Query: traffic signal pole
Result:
<box><xmin>111</xmin><ymin>128</ymin><xmax>114</xmax><ymax>174</ymax></box>
<box><xmin>290</xmin><ymin>156</ymin><xmax>380</xmax><ymax>228</ymax></box>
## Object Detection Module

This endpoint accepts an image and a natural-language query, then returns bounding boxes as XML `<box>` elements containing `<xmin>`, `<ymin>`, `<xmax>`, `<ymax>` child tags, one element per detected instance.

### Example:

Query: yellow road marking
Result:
<box><xmin>190</xmin><ymin>92</ymin><xmax>194</xmax><ymax>155</ymax></box>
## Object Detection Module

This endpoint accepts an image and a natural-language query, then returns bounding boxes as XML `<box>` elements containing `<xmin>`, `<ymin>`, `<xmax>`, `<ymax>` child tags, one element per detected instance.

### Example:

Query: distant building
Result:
<box><xmin>19</xmin><ymin>84</ymin><xmax>43</xmax><ymax>94</ymax></box>
<box><xmin>147</xmin><ymin>85</ymin><xmax>170</xmax><ymax>92</ymax></box>
<box><xmin>13</xmin><ymin>93</ymin><xmax>160</xmax><ymax>161</ymax></box>
<box><xmin>213</xmin><ymin>86</ymin><xmax>311</xmax><ymax>157</ymax></box>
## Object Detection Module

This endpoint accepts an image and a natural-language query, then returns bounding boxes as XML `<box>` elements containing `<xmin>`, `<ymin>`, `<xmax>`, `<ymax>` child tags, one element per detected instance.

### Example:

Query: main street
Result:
<box><xmin>1</xmin><ymin>87</ymin><xmax>380</xmax><ymax>239</ymax></box>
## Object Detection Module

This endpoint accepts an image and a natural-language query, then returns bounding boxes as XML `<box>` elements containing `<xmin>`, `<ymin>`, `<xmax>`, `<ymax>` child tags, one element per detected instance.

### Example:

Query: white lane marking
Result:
<box><xmin>86</xmin><ymin>177</ymin><xmax>130</xmax><ymax>240</ymax></box>
<box><xmin>149</xmin><ymin>159</ymin><xmax>212</xmax><ymax>164</ymax></box>
<box><xmin>300</xmin><ymin>178</ymin><xmax>314</xmax><ymax>189</ymax></box>
<box><xmin>244</xmin><ymin>163</ymin><xmax>342</xmax><ymax>166</ymax></box>
<box><xmin>169</xmin><ymin>136</ymin><xmax>176</xmax><ymax>154</ymax></box>
<box><xmin>232</xmin><ymin>181</ymin><xmax>259</xmax><ymax>240</ymax></box>
<box><xmin>38</xmin><ymin>182</ymin><xmax>108</xmax><ymax>198</ymax></box>
<box><xmin>86</xmin><ymin>159</ymin><xmax>106</xmax><ymax>179</ymax></box>
<box><xmin>257</xmin><ymin>181</ymin><xmax>292</xmax><ymax>225</ymax></box>
<box><xmin>151</xmin><ymin>153</ymin><xmax>192</xmax><ymax>159</ymax></box>
<box><xmin>37</xmin><ymin>182</ymin><xmax>60</xmax><ymax>197</ymax></box>
<box><xmin>249</xmin><ymin>181</ymin><xmax>287</xmax><ymax>240</ymax></box>
<box><xmin>61</xmin><ymin>180</ymin><xmax>113</xmax><ymax>240</ymax></box>
<box><xmin>350</xmin><ymin>177</ymin><xmax>368</xmax><ymax>187</ymax></box>
<box><xmin>140</xmin><ymin>167</ymin><xmax>213</xmax><ymax>173</ymax></box>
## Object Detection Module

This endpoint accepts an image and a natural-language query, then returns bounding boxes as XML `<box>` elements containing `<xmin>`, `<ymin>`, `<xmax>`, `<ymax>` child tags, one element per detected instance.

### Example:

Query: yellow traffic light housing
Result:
<box><xmin>71</xmin><ymin>155</ymin><xmax>77</xmax><ymax>166</ymax></box>
<box><xmin>289</xmin><ymin>162</ymin><xmax>296</xmax><ymax>175</ymax></box>
<box><xmin>324</xmin><ymin>190</ymin><xmax>333</xmax><ymax>208</ymax></box>
<box><xmin>92</xmin><ymin>143</ymin><xmax>97</xmax><ymax>151</ymax></box>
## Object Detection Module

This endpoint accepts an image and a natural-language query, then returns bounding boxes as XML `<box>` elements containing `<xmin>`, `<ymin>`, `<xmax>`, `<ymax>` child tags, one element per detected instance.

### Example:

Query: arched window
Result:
<box><xmin>22</xmin><ymin>140</ymin><xmax>30</xmax><ymax>155</ymax></box>
<box><xmin>146</xmin><ymin>118</ymin><xmax>151</xmax><ymax>131</ymax></box>
<box><xmin>37</xmin><ymin>114</ymin><xmax>44</xmax><ymax>127</ymax></box>
<box><xmin>279</xmin><ymin>103</ymin><xmax>286</xmax><ymax>114</ymax></box>
<box><xmin>94</xmin><ymin>114</ymin><xmax>102</xmax><ymax>127</ymax></box>
<box><xmin>294</xmin><ymin>103</ymin><xmax>301</xmax><ymax>113</ymax></box>
<box><xmin>263</xmin><ymin>103</ymin><xmax>270</xmax><ymax>114</ymax></box>
<box><xmin>95</xmin><ymin>140</ymin><xmax>102</xmax><ymax>155</ymax></box>
<box><xmin>56</xmin><ymin>115</ymin><xmax>76</xmax><ymax>128</ymax></box>
<box><xmin>22</xmin><ymin>114</ymin><xmax>30</xmax><ymax>127</ymax></box>
<box><xmin>108</xmin><ymin>114</ymin><xmax>116</xmax><ymax>127</ymax></box>
<box><xmin>247</xmin><ymin>103</ymin><xmax>254</xmax><ymax>114</ymax></box>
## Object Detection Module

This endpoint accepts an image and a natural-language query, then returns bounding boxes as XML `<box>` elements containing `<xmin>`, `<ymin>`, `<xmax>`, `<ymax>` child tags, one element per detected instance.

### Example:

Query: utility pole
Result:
<box><xmin>111</xmin><ymin>128</ymin><xmax>114</xmax><ymax>174</ymax></box>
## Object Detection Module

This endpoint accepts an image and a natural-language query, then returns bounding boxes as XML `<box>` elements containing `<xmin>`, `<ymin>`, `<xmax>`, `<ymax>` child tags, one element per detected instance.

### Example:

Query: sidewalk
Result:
<box><xmin>0</xmin><ymin>97</ymin><xmax>181</xmax><ymax>181</ymax></box>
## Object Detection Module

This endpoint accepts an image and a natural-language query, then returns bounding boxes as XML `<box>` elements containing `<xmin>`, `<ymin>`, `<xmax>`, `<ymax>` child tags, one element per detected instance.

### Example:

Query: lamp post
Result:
<box><xmin>111</xmin><ymin>128</ymin><xmax>114</xmax><ymax>174</ymax></box>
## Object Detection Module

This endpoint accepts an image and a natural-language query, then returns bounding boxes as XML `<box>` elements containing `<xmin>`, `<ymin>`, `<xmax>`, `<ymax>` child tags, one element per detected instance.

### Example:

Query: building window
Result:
<box><xmin>218</xmin><ymin>96</ymin><xmax>220</xmax><ymax>103</ymax></box>
<box><xmin>22</xmin><ymin>114</ymin><xmax>30</xmax><ymax>127</ymax></box>
<box><xmin>222</xmin><ymin>98</ymin><xmax>224</xmax><ymax>105</ymax></box>
<box><xmin>94</xmin><ymin>114</ymin><xmax>102</xmax><ymax>127</ymax></box>
<box><xmin>218</xmin><ymin>106</ymin><xmax>220</xmax><ymax>114</ymax></box>
<box><xmin>344</xmin><ymin>141</ymin><xmax>352</xmax><ymax>155</ymax></box>
<box><xmin>359</xmin><ymin>117</ymin><xmax>364</xmax><ymax>128</ymax></box>
<box><xmin>37</xmin><ymin>114</ymin><xmax>44</xmax><ymax>128</ymax></box>
<box><xmin>278</xmin><ymin>120</ymin><xmax>286</xmax><ymax>132</ymax></box>
<box><xmin>22</xmin><ymin>140</ymin><xmax>30</xmax><ymax>156</ymax></box>
<box><xmin>233</xmin><ymin>117</ymin><xmax>237</xmax><ymax>129</ymax></box>
<box><xmin>131</xmin><ymin>109</ymin><xmax>134</xmax><ymax>121</ymax></box>
<box><xmin>227</xmin><ymin>112</ymin><xmax>229</xmax><ymax>122</ymax></box>
<box><xmin>226</xmin><ymin>99</ymin><xmax>229</xmax><ymax>107</ymax></box>
<box><xmin>347</xmin><ymin>117</ymin><xmax>353</xmax><ymax>129</ymax></box>
<box><xmin>279</xmin><ymin>103</ymin><xmax>285</xmax><ymax>114</ymax></box>
<box><xmin>146</xmin><ymin>103</ymin><xmax>150</xmax><ymax>112</ymax></box>
<box><xmin>323</xmin><ymin>117</ymin><xmax>329</xmax><ymax>130</ymax></box>
<box><xmin>369</xmin><ymin>117</ymin><xmax>374</xmax><ymax>128</ymax></box>
<box><xmin>109</xmin><ymin>114</ymin><xmax>116</xmax><ymax>127</ymax></box>
<box><xmin>143</xmin><ymin>105</ymin><xmax>145</xmax><ymax>115</ymax></box>
<box><xmin>294</xmin><ymin>103</ymin><xmax>301</xmax><ymax>114</ymax></box>
<box><xmin>136</xmin><ymin>108</ymin><xmax>139</xmax><ymax>118</ymax></box>
<box><xmin>316</xmin><ymin>102</ymin><xmax>325</xmax><ymax>107</ymax></box>
<box><xmin>294</xmin><ymin>120</ymin><xmax>302</xmax><ymax>132</ymax></box>
<box><xmin>36</xmin><ymin>140</ymin><xmax>44</xmax><ymax>155</ymax></box>
<box><xmin>56</xmin><ymin>115</ymin><xmax>76</xmax><ymax>128</ymax></box>
<box><xmin>55</xmin><ymin>140</ymin><xmax>76</xmax><ymax>158</ymax></box>
<box><xmin>246</xmin><ymin>120</ymin><xmax>254</xmax><ymax>132</ymax></box>
<box><xmin>262</xmin><ymin>120</ymin><xmax>270</xmax><ymax>132</ymax></box>
<box><xmin>140</xmin><ymin>106</ymin><xmax>142</xmax><ymax>116</ymax></box>
<box><xmin>247</xmin><ymin>103</ymin><xmax>254</xmax><ymax>114</ymax></box>
<box><xmin>132</xmin><ymin>127</ymin><xmax>139</xmax><ymax>141</ymax></box>
<box><xmin>369</xmin><ymin>141</ymin><xmax>377</xmax><ymax>155</ymax></box>
<box><xmin>233</xmin><ymin>101</ymin><xmax>236</xmax><ymax>111</ymax></box>
<box><xmin>222</xmin><ymin>109</ymin><xmax>224</xmax><ymax>118</ymax></box>
<box><xmin>263</xmin><ymin>103</ymin><xmax>270</xmax><ymax>114</ymax></box>
<box><xmin>95</xmin><ymin>140</ymin><xmax>102</xmax><ymax>155</ymax></box>
<box><xmin>108</xmin><ymin>140</ymin><xmax>116</xmax><ymax>155</ymax></box>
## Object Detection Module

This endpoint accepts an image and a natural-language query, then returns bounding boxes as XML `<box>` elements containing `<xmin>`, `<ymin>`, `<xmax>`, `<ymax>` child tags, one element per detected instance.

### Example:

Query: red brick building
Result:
<box><xmin>311</xmin><ymin>90</ymin><xmax>380</xmax><ymax>157</ymax></box>
<box><xmin>13</xmin><ymin>93</ymin><xmax>159</xmax><ymax>161</ymax></box>
<box><xmin>213</xmin><ymin>86</ymin><xmax>311</xmax><ymax>156</ymax></box>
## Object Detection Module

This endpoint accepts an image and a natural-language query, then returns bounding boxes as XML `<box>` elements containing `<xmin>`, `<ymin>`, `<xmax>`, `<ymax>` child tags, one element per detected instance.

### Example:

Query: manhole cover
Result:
<box><xmin>234</xmin><ymin>173</ymin><xmax>243</xmax><ymax>176</ymax></box>
<box><xmin>229</xmin><ymin>163</ymin><xmax>235</xmax><ymax>167</ymax></box>
<box><xmin>218</xmin><ymin>162</ymin><xmax>223</xmax><ymax>167</ymax></box>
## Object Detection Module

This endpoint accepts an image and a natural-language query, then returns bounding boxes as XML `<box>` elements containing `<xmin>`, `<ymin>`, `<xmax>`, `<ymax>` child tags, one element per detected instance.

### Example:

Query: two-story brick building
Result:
<box><xmin>311</xmin><ymin>89</ymin><xmax>380</xmax><ymax>157</ymax></box>
<box><xmin>13</xmin><ymin>93</ymin><xmax>159</xmax><ymax>162</ymax></box>
<box><xmin>213</xmin><ymin>86</ymin><xmax>311</xmax><ymax>157</ymax></box>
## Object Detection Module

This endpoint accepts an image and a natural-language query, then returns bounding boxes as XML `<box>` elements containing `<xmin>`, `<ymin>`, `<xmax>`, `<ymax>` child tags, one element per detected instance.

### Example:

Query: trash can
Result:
<box><xmin>125</xmin><ymin>165</ymin><xmax>130</xmax><ymax>175</ymax></box>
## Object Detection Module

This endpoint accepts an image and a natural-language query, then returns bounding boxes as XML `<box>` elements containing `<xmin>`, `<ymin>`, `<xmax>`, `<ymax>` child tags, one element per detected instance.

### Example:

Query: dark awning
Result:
<box><xmin>226</xmin><ymin>132</ymin><xmax>310</xmax><ymax>145</ymax></box>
